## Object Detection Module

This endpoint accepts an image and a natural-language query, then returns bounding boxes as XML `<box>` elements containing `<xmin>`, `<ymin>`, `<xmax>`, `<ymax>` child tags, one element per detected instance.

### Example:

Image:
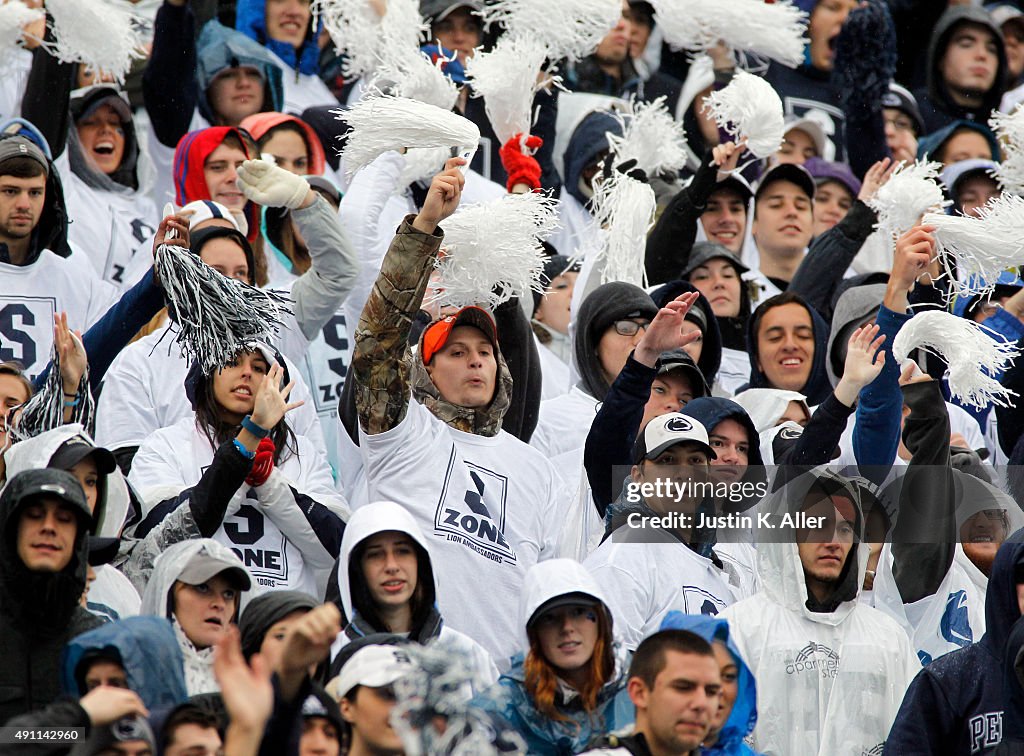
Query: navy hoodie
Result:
<box><xmin>887</xmin><ymin>533</ymin><xmax>1024</xmax><ymax>755</ymax></box>
<box><xmin>745</xmin><ymin>294</ymin><xmax>833</xmax><ymax>406</ymax></box>
<box><xmin>562</xmin><ymin>111</ymin><xmax>623</xmax><ymax>207</ymax></box>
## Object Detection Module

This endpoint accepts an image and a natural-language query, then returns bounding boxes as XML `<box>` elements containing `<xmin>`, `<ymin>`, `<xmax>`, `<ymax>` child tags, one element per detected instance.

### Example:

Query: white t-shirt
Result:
<box><xmin>96</xmin><ymin>324</ymin><xmax>324</xmax><ymax>453</ymax></box>
<box><xmin>358</xmin><ymin>400</ymin><xmax>566</xmax><ymax>663</ymax></box>
<box><xmin>584</xmin><ymin>526</ymin><xmax>748</xmax><ymax>650</ymax></box>
<box><xmin>0</xmin><ymin>250</ymin><xmax>116</xmax><ymax>379</ymax></box>
<box><xmin>530</xmin><ymin>385</ymin><xmax>600</xmax><ymax>461</ymax></box>
<box><xmin>717</xmin><ymin>348</ymin><xmax>751</xmax><ymax>397</ymax></box>
<box><xmin>270</xmin><ymin>51</ymin><xmax>340</xmax><ymax>115</ymax></box>
<box><xmin>129</xmin><ymin>415</ymin><xmax>346</xmax><ymax>597</ymax></box>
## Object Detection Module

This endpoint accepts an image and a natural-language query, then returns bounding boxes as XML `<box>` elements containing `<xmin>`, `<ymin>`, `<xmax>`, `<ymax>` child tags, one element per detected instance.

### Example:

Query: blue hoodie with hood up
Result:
<box><xmin>61</xmin><ymin>617</ymin><xmax>188</xmax><ymax>711</ymax></box>
<box><xmin>235</xmin><ymin>0</ymin><xmax>323</xmax><ymax>77</ymax></box>
<box><xmin>659</xmin><ymin>612</ymin><xmax>761</xmax><ymax>756</ymax></box>
<box><xmin>887</xmin><ymin>532</ymin><xmax>1024</xmax><ymax>755</ymax></box>
<box><xmin>562</xmin><ymin>111</ymin><xmax>623</xmax><ymax>208</ymax></box>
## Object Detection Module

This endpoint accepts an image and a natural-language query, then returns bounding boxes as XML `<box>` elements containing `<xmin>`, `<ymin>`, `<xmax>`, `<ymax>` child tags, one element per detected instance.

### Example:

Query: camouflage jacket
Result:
<box><xmin>352</xmin><ymin>216</ymin><xmax>512</xmax><ymax>437</ymax></box>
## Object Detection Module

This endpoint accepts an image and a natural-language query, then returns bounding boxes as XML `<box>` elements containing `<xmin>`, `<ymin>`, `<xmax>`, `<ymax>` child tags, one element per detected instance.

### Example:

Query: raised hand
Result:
<box><xmin>834</xmin><ymin>324</ymin><xmax>886</xmax><ymax>406</ymax></box>
<box><xmin>78</xmin><ymin>686</ymin><xmax>149</xmax><ymax>727</ymax></box>
<box><xmin>236</xmin><ymin>159</ymin><xmax>315</xmax><ymax>209</ymax></box>
<box><xmin>413</xmin><ymin>157</ymin><xmax>467</xmax><ymax>234</ymax></box>
<box><xmin>54</xmin><ymin>312</ymin><xmax>87</xmax><ymax>396</ymax></box>
<box><xmin>250</xmin><ymin>363</ymin><xmax>303</xmax><ymax>430</ymax></box>
<box><xmin>712</xmin><ymin>138</ymin><xmax>747</xmax><ymax>181</ymax></box>
<box><xmin>214</xmin><ymin>626</ymin><xmax>274</xmax><ymax>733</ymax></box>
<box><xmin>634</xmin><ymin>292</ymin><xmax>702</xmax><ymax>368</ymax></box>
<box><xmin>857</xmin><ymin>158</ymin><xmax>897</xmax><ymax>204</ymax></box>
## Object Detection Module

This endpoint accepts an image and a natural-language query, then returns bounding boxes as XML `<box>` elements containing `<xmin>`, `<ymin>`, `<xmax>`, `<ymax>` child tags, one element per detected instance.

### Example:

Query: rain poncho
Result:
<box><xmin>473</xmin><ymin>559</ymin><xmax>632</xmax><ymax>754</ymax></box>
<box><xmin>720</xmin><ymin>469</ymin><xmax>919</xmax><ymax>755</ymax></box>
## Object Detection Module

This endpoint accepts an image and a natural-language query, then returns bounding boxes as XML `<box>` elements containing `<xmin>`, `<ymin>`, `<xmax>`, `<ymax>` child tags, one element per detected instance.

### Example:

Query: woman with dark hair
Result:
<box><xmin>474</xmin><ymin>559</ymin><xmax>629</xmax><ymax>754</ymax></box>
<box><xmin>330</xmin><ymin>500</ymin><xmax>497</xmax><ymax>693</ymax></box>
<box><xmin>127</xmin><ymin>344</ymin><xmax>347</xmax><ymax>598</ymax></box>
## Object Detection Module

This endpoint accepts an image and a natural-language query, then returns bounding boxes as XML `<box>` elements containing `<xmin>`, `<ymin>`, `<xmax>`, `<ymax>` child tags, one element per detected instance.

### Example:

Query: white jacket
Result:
<box><xmin>720</xmin><ymin>474</ymin><xmax>919</xmax><ymax>755</ymax></box>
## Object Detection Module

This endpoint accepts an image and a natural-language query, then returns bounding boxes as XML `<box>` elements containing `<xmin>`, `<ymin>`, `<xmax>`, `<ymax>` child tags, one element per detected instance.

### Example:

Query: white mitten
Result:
<box><xmin>236</xmin><ymin>159</ymin><xmax>310</xmax><ymax>209</ymax></box>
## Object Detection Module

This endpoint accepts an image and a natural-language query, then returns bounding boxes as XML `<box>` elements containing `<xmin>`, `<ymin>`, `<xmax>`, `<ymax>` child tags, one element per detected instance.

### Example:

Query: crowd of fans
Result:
<box><xmin>4</xmin><ymin>0</ymin><xmax>1024</xmax><ymax>754</ymax></box>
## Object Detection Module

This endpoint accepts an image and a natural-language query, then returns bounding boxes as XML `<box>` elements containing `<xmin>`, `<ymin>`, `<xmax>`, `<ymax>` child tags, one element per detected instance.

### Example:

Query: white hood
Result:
<box><xmin>733</xmin><ymin>388</ymin><xmax>809</xmax><ymax>435</ymax></box>
<box><xmin>757</xmin><ymin>470</ymin><xmax>868</xmax><ymax>627</ymax></box>
<box><xmin>336</xmin><ymin>501</ymin><xmax>435</xmax><ymax>621</ymax></box>
<box><xmin>517</xmin><ymin>559</ymin><xmax>610</xmax><ymax>652</ymax></box>
<box><xmin>140</xmin><ymin>539</ymin><xmax>252</xmax><ymax>619</ymax></box>
<box><xmin>3</xmin><ymin>423</ymin><xmax>130</xmax><ymax>537</ymax></box>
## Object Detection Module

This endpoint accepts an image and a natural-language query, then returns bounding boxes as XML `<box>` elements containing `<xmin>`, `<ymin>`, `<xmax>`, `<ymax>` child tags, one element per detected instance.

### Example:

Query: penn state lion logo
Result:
<box><xmin>666</xmin><ymin>416</ymin><xmax>694</xmax><ymax>433</ymax></box>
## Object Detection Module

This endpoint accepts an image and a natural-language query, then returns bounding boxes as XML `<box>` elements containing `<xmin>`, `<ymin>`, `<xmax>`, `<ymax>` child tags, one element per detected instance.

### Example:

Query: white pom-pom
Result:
<box><xmin>893</xmin><ymin>310</ymin><xmax>1018</xmax><ymax>409</ymax></box>
<box><xmin>702</xmin><ymin>71</ymin><xmax>784</xmax><ymax>158</ymax></box>
<box><xmin>45</xmin><ymin>0</ymin><xmax>147</xmax><ymax>83</ymax></box>
<box><xmin>317</xmin><ymin>0</ymin><xmax>425</xmax><ymax>78</ymax></box>
<box><xmin>337</xmin><ymin>96</ymin><xmax>480</xmax><ymax>176</ymax></box>
<box><xmin>590</xmin><ymin>172</ymin><xmax>656</xmax><ymax>287</ymax></box>
<box><xmin>0</xmin><ymin>1</ymin><xmax>43</xmax><ymax>51</ymax></box>
<box><xmin>399</xmin><ymin>146</ymin><xmax>451</xmax><ymax>186</ymax></box>
<box><xmin>372</xmin><ymin>49</ymin><xmax>459</xmax><ymax>111</ymax></box>
<box><xmin>924</xmin><ymin>194</ymin><xmax>1024</xmax><ymax>297</ymax></box>
<box><xmin>479</xmin><ymin>0</ymin><xmax>622</xmax><ymax>62</ymax></box>
<box><xmin>607</xmin><ymin>97</ymin><xmax>690</xmax><ymax>177</ymax></box>
<box><xmin>867</xmin><ymin>160</ymin><xmax>950</xmax><ymax>241</ymax></box>
<box><xmin>465</xmin><ymin>35</ymin><xmax>552</xmax><ymax>145</ymax></box>
<box><xmin>651</xmin><ymin>0</ymin><xmax>808</xmax><ymax>68</ymax></box>
<box><xmin>430</xmin><ymin>193</ymin><xmax>559</xmax><ymax>309</ymax></box>
<box><xmin>991</xmin><ymin>108</ymin><xmax>1024</xmax><ymax>195</ymax></box>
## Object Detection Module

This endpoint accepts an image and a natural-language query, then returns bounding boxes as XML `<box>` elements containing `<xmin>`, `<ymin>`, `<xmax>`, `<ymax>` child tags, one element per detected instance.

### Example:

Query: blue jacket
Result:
<box><xmin>659</xmin><ymin>612</ymin><xmax>761</xmax><ymax>756</ymax></box>
<box><xmin>887</xmin><ymin>534</ymin><xmax>1024</xmax><ymax>755</ymax></box>
<box><xmin>473</xmin><ymin>653</ymin><xmax>631</xmax><ymax>756</ymax></box>
<box><xmin>60</xmin><ymin>616</ymin><xmax>188</xmax><ymax>711</ymax></box>
<box><xmin>235</xmin><ymin>0</ymin><xmax>323</xmax><ymax>76</ymax></box>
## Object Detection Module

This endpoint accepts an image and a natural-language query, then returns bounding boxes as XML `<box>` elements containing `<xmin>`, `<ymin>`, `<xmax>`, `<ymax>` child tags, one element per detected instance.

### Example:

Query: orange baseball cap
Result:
<box><xmin>421</xmin><ymin>306</ymin><xmax>498</xmax><ymax>365</ymax></box>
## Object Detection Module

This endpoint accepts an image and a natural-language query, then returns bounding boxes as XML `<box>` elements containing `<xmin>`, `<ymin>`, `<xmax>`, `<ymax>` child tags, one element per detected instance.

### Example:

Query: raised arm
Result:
<box><xmin>351</xmin><ymin>159</ymin><xmax>465</xmax><ymax>435</ymax></box>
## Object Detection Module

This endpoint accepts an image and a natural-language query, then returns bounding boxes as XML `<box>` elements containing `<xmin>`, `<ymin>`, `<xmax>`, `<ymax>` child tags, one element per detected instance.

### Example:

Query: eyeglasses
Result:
<box><xmin>884</xmin><ymin>116</ymin><xmax>915</xmax><ymax>134</ymax></box>
<box><xmin>613</xmin><ymin>320</ymin><xmax>650</xmax><ymax>337</ymax></box>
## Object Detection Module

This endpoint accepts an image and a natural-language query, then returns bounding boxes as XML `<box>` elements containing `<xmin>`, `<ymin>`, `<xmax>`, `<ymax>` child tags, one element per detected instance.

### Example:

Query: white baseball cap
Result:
<box><xmin>326</xmin><ymin>645</ymin><xmax>415</xmax><ymax>701</ymax></box>
<box><xmin>632</xmin><ymin>412</ymin><xmax>716</xmax><ymax>463</ymax></box>
<box><xmin>177</xmin><ymin>199</ymin><xmax>248</xmax><ymax>236</ymax></box>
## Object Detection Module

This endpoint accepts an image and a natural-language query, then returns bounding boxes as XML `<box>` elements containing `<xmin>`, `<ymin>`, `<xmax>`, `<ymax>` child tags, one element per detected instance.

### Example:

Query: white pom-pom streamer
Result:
<box><xmin>45</xmin><ymin>0</ymin><xmax>147</xmax><ymax>83</ymax></box>
<box><xmin>465</xmin><ymin>35</ymin><xmax>552</xmax><ymax>145</ymax></box>
<box><xmin>702</xmin><ymin>71</ymin><xmax>784</xmax><ymax>158</ymax></box>
<box><xmin>479</xmin><ymin>0</ymin><xmax>621</xmax><ymax>62</ymax></box>
<box><xmin>868</xmin><ymin>160</ymin><xmax>949</xmax><ymax>241</ymax></box>
<box><xmin>372</xmin><ymin>49</ymin><xmax>459</xmax><ymax>111</ymax></box>
<box><xmin>607</xmin><ymin>97</ymin><xmax>690</xmax><ymax>177</ymax></box>
<box><xmin>651</xmin><ymin>0</ymin><xmax>808</xmax><ymax>68</ymax></box>
<box><xmin>991</xmin><ymin>108</ymin><xmax>1024</xmax><ymax>195</ymax></box>
<box><xmin>591</xmin><ymin>172</ymin><xmax>656</xmax><ymax>287</ymax></box>
<box><xmin>0</xmin><ymin>1</ymin><xmax>42</xmax><ymax>51</ymax></box>
<box><xmin>892</xmin><ymin>310</ymin><xmax>1018</xmax><ymax>409</ymax></box>
<box><xmin>399</xmin><ymin>146</ymin><xmax>451</xmax><ymax>186</ymax></box>
<box><xmin>924</xmin><ymin>194</ymin><xmax>1024</xmax><ymax>297</ymax></box>
<box><xmin>317</xmin><ymin>0</ymin><xmax>425</xmax><ymax>79</ymax></box>
<box><xmin>338</xmin><ymin>96</ymin><xmax>480</xmax><ymax>176</ymax></box>
<box><xmin>155</xmin><ymin>244</ymin><xmax>293</xmax><ymax>375</ymax></box>
<box><xmin>430</xmin><ymin>192</ymin><xmax>559</xmax><ymax>308</ymax></box>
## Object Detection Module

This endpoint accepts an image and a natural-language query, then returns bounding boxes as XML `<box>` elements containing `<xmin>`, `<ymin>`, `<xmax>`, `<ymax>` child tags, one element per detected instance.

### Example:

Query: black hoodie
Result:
<box><xmin>912</xmin><ymin>6</ymin><xmax>1008</xmax><ymax>134</ymax></box>
<box><xmin>0</xmin><ymin>469</ymin><xmax>102</xmax><ymax>723</ymax></box>
<box><xmin>888</xmin><ymin>533</ymin><xmax>1024</xmax><ymax>755</ymax></box>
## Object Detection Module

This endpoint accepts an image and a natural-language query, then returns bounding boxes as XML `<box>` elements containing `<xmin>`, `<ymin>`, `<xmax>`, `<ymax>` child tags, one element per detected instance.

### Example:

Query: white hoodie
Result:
<box><xmin>720</xmin><ymin>474</ymin><xmax>919</xmax><ymax>755</ymax></box>
<box><xmin>129</xmin><ymin>414</ymin><xmax>347</xmax><ymax>597</ymax></box>
<box><xmin>331</xmin><ymin>500</ymin><xmax>498</xmax><ymax>689</ymax></box>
